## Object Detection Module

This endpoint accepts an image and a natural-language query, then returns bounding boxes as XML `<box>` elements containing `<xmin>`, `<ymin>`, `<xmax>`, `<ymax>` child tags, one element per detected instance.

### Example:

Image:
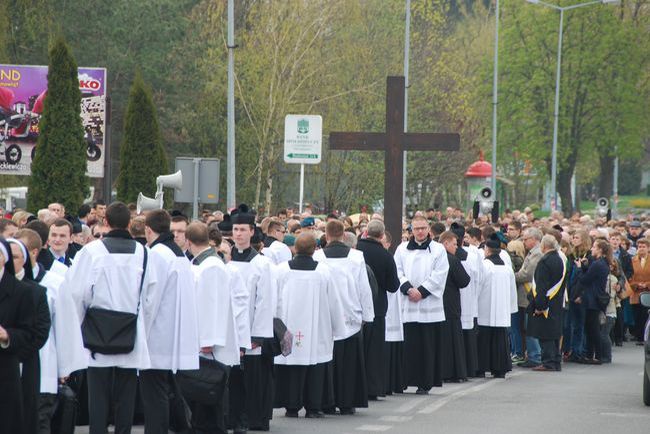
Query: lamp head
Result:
<box><xmin>526</xmin><ymin>0</ymin><xmax>541</xmax><ymax>3</ymax></box>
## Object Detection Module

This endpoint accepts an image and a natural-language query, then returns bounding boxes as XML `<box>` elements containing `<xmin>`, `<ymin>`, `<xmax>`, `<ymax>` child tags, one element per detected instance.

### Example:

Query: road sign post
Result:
<box><xmin>284</xmin><ymin>115</ymin><xmax>322</xmax><ymax>213</ymax></box>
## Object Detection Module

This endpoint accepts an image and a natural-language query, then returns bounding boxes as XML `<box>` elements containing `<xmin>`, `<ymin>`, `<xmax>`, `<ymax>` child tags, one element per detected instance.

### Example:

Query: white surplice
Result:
<box><xmin>144</xmin><ymin>244</ymin><xmax>199</xmax><ymax>372</ymax></box>
<box><xmin>37</xmin><ymin>268</ymin><xmax>87</xmax><ymax>394</ymax></box>
<box><xmin>65</xmin><ymin>239</ymin><xmax>157</xmax><ymax>369</ymax></box>
<box><xmin>477</xmin><ymin>258</ymin><xmax>518</xmax><ymax>327</ymax></box>
<box><xmin>313</xmin><ymin>248</ymin><xmax>375</xmax><ymax>340</ymax></box>
<box><xmin>262</xmin><ymin>240</ymin><xmax>292</xmax><ymax>265</ymax></box>
<box><xmin>385</xmin><ymin>290</ymin><xmax>404</xmax><ymax>342</ymax></box>
<box><xmin>394</xmin><ymin>240</ymin><xmax>449</xmax><ymax>323</ymax></box>
<box><xmin>459</xmin><ymin>245</ymin><xmax>483</xmax><ymax>330</ymax></box>
<box><xmin>193</xmin><ymin>254</ymin><xmax>251</xmax><ymax>366</ymax></box>
<box><xmin>227</xmin><ymin>253</ymin><xmax>275</xmax><ymax>356</ymax></box>
<box><xmin>274</xmin><ymin>262</ymin><xmax>345</xmax><ymax>366</ymax></box>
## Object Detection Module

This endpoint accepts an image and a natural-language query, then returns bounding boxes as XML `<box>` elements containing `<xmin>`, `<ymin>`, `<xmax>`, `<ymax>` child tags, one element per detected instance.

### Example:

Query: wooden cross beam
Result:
<box><xmin>329</xmin><ymin>76</ymin><xmax>460</xmax><ymax>251</ymax></box>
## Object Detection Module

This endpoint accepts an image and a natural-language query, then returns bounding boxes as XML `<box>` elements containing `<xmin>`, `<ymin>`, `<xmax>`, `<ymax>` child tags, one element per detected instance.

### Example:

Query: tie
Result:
<box><xmin>58</xmin><ymin>256</ymin><xmax>65</xmax><ymax>264</ymax></box>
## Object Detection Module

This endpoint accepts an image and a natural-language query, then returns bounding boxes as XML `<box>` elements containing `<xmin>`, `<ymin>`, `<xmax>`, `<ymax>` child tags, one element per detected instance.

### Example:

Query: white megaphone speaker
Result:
<box><xmin>156</xmin><ymin>170</ymin><xmax>183</xmax><ymax>193</ymax></box>
<box><xmin>136</xmin><ymin>192</ymin><xmax>163</xmax><ymax>214</ymax></box>
<box><xmin>595</xmin><ymin>197</ymin><xmax>610</xmax><ymax>219</ymax></box>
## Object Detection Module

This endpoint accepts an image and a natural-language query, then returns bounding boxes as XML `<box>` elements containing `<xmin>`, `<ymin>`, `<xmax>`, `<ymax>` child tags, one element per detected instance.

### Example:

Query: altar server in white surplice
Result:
<box><xmin>313</xmin><ymin>220</ymin><xmax>374</xmax><ymax>415</ymax></box>
<box><xmin>274</xmin><ymin>233</ymin><xmax>345</xmax><ymax>418</ymax></box>
<box><xmin>476</xmin><ymin>235</ymin><xmax>518</xmax><ymax>379</ymax></box>
<box><xmin>139</xmin><ymin>209</ymin><xmax>200</xmax><ymax>434</ymax></box>
<box><xmin>186</xmin><ymin>221</ymin><xmax>251</xmax><ymax>433</ymax></box>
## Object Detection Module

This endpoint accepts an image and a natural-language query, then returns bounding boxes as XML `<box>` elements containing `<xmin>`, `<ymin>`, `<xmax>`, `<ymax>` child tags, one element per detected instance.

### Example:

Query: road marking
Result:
<box><xmin>395</xmin><ymin>396</ymin><xmax>428</xmax><ymax>413</ymax></box>
<box><xmin>417</xmin><ymin>372</ymin><xmax>525</xmax><ymax>414</ymax></box>
<box><xmin>599</xmin><ymin>412</ymin><xmax>650</xmax><ymax>419</ymax></box>
<box><xmin>355</xmin><ymin>424</ymin><xmax>393</xmax><ymax>431</ymax></box>
<box><xmin>380</xmin><ymin>415</ymin><xmax>413</xmax><ymax>422</ymax></box>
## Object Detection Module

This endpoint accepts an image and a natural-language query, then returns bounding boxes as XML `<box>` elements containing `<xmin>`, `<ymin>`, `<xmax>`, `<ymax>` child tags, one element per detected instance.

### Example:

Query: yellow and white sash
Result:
<box><xmin>531</xmin><ymin>258</ymin><xmax>567</xmax><ymax>318</ymax></box>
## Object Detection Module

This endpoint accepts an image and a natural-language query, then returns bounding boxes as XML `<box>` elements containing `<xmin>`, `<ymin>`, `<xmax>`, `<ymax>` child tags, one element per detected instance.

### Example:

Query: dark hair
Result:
<box><xmin>78</xmin><ymin>203</ymin><xmax>91</xmax><ymax>219</ymax></box>
<box><xmin>25</xmin><ymin>220</ymin><xmax>49</xmax><ymax>245</ymax></box>
<box><xmin>0</xmin><ymin>218</ymin><xmax>17</xmax><ymax>233</ymax></box>
<box><xmin>106</xmin><ymin>202</ymin><xmax>131</xmax><ymax>229</ymax></box>
<box><xmin>209</xmin><ymin>227</ymin><xmax>223</xmax><ymax>246</ymax></box>
<box><xmin>50</xmin><ymin>218</ymin><xmax>73</xmax><ymax>235</ymax></box>
<box><xmin>467</xmin><ymin>227</ymin><xmax>482</xmax><ymax>242</ymax></box>
<box><xmin>145</xmin><ymin>209</ymin><xmax>171</xmax><ymax>234</ymax></box>
<box><xmin>509</xmin><ymin>221</ymin><xmax>522</xmax><ymax>231</ymax></box>
<box><xmin>93</xmin><ymin>199</ymin><xmax>106</xmax><ymax>208</ymax></box>
<box><xmin>171</xmin><ymin>214</ymin><xmax>189</xmax><ymax>225</ymax></box>
<box><xmin>186</xmin><ymin>221</ymin><xmax>209</xmax><ymax>245</ymax></box>
<box><xmin>430</xmin><ymin>222</ymin><xmax>446</xmax><ymax>237</ymax></box>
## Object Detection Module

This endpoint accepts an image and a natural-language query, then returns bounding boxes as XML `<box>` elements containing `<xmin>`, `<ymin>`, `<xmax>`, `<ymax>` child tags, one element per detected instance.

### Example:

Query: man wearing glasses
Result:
<box><xmin>262</xmin><ymin>219</ymin><xmax>292</xmax><ymax>265</ymax></box>
<box><xmin>92</xmin><ymin>223</ymin><xmax>109</xmax><ymax>240</ymax></box>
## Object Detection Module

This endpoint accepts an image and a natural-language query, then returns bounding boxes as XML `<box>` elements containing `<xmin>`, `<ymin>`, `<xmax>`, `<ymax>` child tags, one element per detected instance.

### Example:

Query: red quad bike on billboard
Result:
<box><xmin>0</xmin><ymin>87</ymin><xmax>101</xmax><ymax>164</ymax></box>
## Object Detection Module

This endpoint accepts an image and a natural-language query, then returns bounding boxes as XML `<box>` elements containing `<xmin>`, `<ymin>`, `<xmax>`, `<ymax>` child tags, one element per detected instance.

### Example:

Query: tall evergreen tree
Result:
<box><xmin>116</xmin><ymin>71</ymin><xmax>168</xmax><ymax>203</ymax></box>
<box><xmin>28</xmin><ymin>37</ymin><xmax>88</xmax><ymax>212</ymax></box>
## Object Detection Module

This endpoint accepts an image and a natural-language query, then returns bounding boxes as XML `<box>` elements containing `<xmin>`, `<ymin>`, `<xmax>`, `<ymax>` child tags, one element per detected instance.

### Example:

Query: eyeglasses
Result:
<box><xmin>94</xmin><ymin>232</ymin><xmax>108</xmax><ymax>239</ymax></box>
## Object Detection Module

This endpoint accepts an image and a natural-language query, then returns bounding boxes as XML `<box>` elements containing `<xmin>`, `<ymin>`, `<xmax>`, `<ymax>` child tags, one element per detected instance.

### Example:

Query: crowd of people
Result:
<box><xmin>0</xmin><ymin>199</ymin><xmax>648</xmax><ymax>434</ymax></box>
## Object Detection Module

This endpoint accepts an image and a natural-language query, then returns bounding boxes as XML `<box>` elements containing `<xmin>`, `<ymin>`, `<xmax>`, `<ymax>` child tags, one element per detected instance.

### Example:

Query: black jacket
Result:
<box><xmin>443</xmin><ymin>252</ymin><xmax>471</xmax><ymax>320</ymax></box>
<box><xmin>357</xmin><ymin>238</ymin><xmax>400</xmax><ymax>317</ymax></box>
<box><xmin>616</xmin><ymin>247</ymin><xmax>634</xmax><ymax>280</ymax></box>
<box><xmin>528</xmin><ymin>250</ymin><xmax>566</xmax><ymax>340</ymax></box>
<box><xmin>0</xmin><ymin>271</ymin><xmax>40</xmax><ymax>434</ymax></box>
<box><xmin>37</xmin><ymin>248</ymin><xmax>72</xmax><ymax>271</ymax></box>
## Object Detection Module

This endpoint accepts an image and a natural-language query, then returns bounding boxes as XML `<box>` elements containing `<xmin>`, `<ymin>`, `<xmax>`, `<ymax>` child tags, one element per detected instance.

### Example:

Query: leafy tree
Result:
<box><xmin>28</xmin><ymin>37</ymin><xmax>88</xmax><ymax>212</ymax></box>
<box><xmin>116</xmin><ymin>71</ymin><xmax>168</xmax><ymax>203</ymax></box>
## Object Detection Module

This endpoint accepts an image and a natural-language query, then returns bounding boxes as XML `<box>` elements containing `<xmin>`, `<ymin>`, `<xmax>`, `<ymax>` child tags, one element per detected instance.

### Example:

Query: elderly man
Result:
<box><xmin>515</xmin><ymin>228</ymin><xmax>544</xmax><ymax>368</ymax></box>
<box><xmin>357</xmin><ymin>219</ymin><xmax>400</xmax><ymax>399</ymax></box>
<box><xmin>527</xmin><ymin>235</ymin><xmax>567</xmax><ymax>372</ymax></box>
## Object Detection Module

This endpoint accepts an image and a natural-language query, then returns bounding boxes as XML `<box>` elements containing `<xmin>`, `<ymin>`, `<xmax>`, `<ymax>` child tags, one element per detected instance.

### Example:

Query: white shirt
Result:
<box><xmin>477</xmin><ymin>257</ymin><xmax>518</xmax><ymax>327</ymax></box>
<box><xmin>262</xmin><ymin>239</ymin><xmax>292</xmax><ymax>265</ymax></box>
<box><xmin>459</xmin><ymin>245</ymin><xmax>483</xmax><ymax>329</ymax></box>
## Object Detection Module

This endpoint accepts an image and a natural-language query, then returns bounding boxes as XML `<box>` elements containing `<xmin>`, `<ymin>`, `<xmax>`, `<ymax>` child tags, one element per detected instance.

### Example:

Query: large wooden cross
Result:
<box><xmin>329</xmin><ymin>76</ymin><xmax>460</xmax><ymax>251</ymax></box>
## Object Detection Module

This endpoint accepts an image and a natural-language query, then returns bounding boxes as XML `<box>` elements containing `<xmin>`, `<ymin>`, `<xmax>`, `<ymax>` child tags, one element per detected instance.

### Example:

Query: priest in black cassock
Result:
<box><xmin>394</xmin><ymin>216</ymin><xmax>449</xmax><ymax>394</ymax></box>
<box><xmin>357</xmin><ymin>219</ymin><xmax>400</xmax><ymax>399</ymax></box>
<box><xmin>438</xmin><ymin>231</ymin><xmax>471</xmax><ymax>383</ymax></box>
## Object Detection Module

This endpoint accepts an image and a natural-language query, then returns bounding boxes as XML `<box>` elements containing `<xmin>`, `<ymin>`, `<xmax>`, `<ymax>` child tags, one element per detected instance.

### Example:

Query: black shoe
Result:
<box><xmin>368</xmin><ymin>395</ymin><xmax>378</xmax><ymax>401</ymax></box>
<box><xmin>339</xmin><ymin>407</ymin><xmax>355</xmax><ymax>415</ymax></box>
<box><xmin>517</xmin><ymin>360</ymin><xmax>541</xmax><ymax>368</ymax></box>
<box><xmin>285</xmin><ymin>409</ymin><xmax>299</xmax><ymax>418</ymax></box>
<box><xmin>415</xmin><ymin>388</ymin><xmax>430</xmax><ymax>395</ymax></box>
<box><xmin>323</xmin><ymin>407</ymin><xmax>339</xmax><ymax>415</ymax></box>
<box><xmin>305</xmin><ymin>410</ymin><xmax>325</xmax><ymax>418</ymax></box>
<box><xmin>234</xmin><ymin>428</ymin><xmax>248</xmax><ymax>434</ymax></box>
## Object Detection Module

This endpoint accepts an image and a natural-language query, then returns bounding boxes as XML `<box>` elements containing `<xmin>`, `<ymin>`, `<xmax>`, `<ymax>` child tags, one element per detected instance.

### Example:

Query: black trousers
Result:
<box><xmin>539</xmin><ymin>339</ymin><xmax>561</xmax><ymax>371</ymax></box>
<box><xmin>87</xmin><ymin>367</ymin><xmax>138</xmax><ymax>434</ymax></box>
<box><xmin>363</xmin><ymin>317</ymin><xmax>386</xmax><ymax>397</ymax></box>
<box><xmin>633</xmin><ymin>304</ymin><xmax>649</xmax><ymax>341</ymax></box>
<box><xmin>21</xmin><ymin>352</ymin><xmax>41</xmax><ymax>434</ymax></box>
<box><xmin>139</xmin><ymin>369</ymin><xmax>170</xmax><ymax>434</ymax></box>
<box><xmin>37</xmin><ymin>393</ymin><xmax>58</xmax><ymax>434</ymax></box>
<box><xmin>584</xmin><ymin>310</ymin><xmax>603</xmax><ymax>361</ymax></box>
<box><xmin>189</xmin><ymin>396</ymin><xmax>227</xmax><ymax>434</ymax></box>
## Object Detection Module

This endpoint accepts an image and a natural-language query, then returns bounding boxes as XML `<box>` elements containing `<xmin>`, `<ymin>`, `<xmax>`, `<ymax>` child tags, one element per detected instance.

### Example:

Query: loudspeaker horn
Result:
<box><xmin>136</xmin><ymin>192</ymin><xmax>163</xmax><ymax>214</ymax></box>
<box><xmin>156</xmin><ymin>170</ymin><xmax>183</xmax><ymax>192</ymax></box>
<box><xmin>596</xmin><ymin>197</ymin><xmax>609</xmax><ymax>208</ymax></box>
<box><xmin>479</xmin><ymin>187</ymin><xmax>493</xmax><ymax>200</ymax></box>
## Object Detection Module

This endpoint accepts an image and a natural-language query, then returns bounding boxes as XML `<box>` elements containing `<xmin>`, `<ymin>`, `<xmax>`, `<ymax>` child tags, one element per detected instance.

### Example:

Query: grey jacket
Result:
<box><xmin>515</xmin><ymin>245</ymin><xmax>542</xmax><ymax>308</ymax></box>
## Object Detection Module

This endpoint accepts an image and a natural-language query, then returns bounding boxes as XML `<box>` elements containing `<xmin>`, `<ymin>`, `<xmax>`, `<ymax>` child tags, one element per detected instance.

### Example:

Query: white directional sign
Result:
<box><xmin>284</xmin><ymin>114</ymin><xmax>322</xmax><ymax>164</ymax></box>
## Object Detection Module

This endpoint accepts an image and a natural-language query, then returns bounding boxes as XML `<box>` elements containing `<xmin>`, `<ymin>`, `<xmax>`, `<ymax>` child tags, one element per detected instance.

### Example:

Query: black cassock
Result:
<box><xmin>357</xmin><ymin>238</ymin><xmax>400</xmax><ymax>398</ymax></box>
<box><xmin>441</xmin><ymin>252</ymin><xmax>470</xmax><ymax>382</ymax></box>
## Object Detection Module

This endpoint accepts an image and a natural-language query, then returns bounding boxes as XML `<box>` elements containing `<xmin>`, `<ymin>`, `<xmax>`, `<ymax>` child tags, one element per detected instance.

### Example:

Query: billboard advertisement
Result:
<box><xmin>0</xmin><ymin>64</ymin><xmax>107</xmax><ymax>177</ymax></box>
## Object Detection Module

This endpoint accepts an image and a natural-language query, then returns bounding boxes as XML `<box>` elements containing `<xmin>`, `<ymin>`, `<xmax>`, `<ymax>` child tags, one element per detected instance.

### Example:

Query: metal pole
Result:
<box><xmin>613</xmin><ymin>150</ymin><xmax>619</xmax><ymax>218</ymax></box>
<box><xmin>550</xmin><ymin>8</ymin><xmax>564</xmax><ymax>211</ymax></box>
<box><xmin>491</xmin><ymin>0</ymin><xmax>499</xmax><ymax>198</ymax></box>
<box><xmin>299</xmin><ymin>163</ymin><xmax>305</xmax><ymax>213</ymax></box>
<box><xmin>103</xmin><ymin>95</ymin><xmax>112</xmax><ymax>202</ymax></box>
<box><xmin>226</xmin><ymin>0</ymin><xmax>236</xmax><ymax>210</ymax></box>
<box><xmin>402</xmin><ymin>0</ymin><xmax>411</xmax><ymax>217</ymax></box>
<box><xmin>192</xmin><ymin>158</ymin><xmax>200</xmax><ymax>221</ymax></box>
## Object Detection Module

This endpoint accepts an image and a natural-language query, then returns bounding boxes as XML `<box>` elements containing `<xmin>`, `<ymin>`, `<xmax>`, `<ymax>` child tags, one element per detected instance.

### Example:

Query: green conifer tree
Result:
<box><xmin>28</xmin><ymin>37</ymin><xmax>88</xmax><ymax>212</ymax></box>
<box><xmin>116</xmin><ymin>71</ymin><xmax>168</xmax><ymax>203</ymax></box>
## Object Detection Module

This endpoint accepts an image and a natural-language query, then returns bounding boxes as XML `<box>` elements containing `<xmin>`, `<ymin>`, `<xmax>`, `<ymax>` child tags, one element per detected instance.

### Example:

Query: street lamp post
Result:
<box><xmin>525</xmin><ymin>0</ymin><xmax>619</xmax><ymax>211</ymax></box>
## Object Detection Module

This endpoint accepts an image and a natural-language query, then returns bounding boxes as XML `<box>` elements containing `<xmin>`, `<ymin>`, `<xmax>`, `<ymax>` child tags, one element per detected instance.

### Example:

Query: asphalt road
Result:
<box><xmin>76</xmin><ymin>341</ymin><xmax>649</xmax><ymax>433</ymax></box>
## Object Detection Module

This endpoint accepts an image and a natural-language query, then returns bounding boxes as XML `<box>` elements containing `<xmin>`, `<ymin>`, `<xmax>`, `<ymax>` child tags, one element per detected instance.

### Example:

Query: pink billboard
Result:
<box><xmin>0</xmin><ymin>64</ymin><xmax>107</xmax><ymax>177</ymax></box>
